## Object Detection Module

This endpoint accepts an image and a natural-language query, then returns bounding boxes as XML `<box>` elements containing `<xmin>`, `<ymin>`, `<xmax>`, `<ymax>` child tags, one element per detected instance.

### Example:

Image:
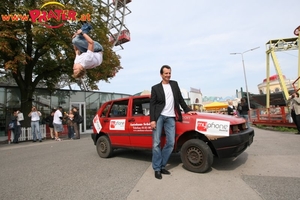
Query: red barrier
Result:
<box><xmin>7</xmin><ymin>129</ymin><xmax>11</xmax><ymax>144</ymax></box>
<box><xmin>250</xmin><ymin>106</ymin><xmax>297</xmax><ymax>128</ymax></box>
<box><xmin>45</xmin><ymin>124</ymin><xmax>68</xmax><ymax>139</ymax></box>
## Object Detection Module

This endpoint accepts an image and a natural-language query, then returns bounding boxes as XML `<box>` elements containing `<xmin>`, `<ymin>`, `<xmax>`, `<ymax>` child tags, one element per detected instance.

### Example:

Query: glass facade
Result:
<box><xmin>0</xmin><ymin>88</ymin><xmax>6</xmax><ymax>136</ymax></box>
<box><xmin>0</xmin><ymin>86</ymin><xmax>130</xmax><ymax>136</ymax></box>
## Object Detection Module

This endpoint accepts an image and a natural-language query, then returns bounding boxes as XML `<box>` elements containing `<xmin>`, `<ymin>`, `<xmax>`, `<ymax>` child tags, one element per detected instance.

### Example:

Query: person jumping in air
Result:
<box><xmin>72</xmin><ymin>23</ymin><xmax>103</xmax><ymax>78</ymax></box>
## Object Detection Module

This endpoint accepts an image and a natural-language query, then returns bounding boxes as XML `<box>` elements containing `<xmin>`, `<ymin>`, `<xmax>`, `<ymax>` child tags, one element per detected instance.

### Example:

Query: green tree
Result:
<box><xmin>0</xmin><ymin>0</ymin><xmax>121</xmax><ymax>126</ymax></box>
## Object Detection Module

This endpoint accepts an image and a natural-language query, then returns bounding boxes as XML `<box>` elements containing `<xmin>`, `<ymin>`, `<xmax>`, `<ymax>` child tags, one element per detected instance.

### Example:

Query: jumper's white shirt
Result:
<box><xmin>74</xmin><ymin>50</ymin><xmax>103</xmax><ymax>69</ymax></box>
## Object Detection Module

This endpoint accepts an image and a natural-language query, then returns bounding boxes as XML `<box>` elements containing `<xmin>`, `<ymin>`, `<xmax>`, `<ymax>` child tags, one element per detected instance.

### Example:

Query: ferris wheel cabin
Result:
<box><xmin>113</xmin><ymin>0</ymin><xmax>132</xmax><ymax>7</ymax></box>
<box><xmin>109</xmin><ymin>30</ymin><xmax>131</xmax><ymax>46</ymax></box>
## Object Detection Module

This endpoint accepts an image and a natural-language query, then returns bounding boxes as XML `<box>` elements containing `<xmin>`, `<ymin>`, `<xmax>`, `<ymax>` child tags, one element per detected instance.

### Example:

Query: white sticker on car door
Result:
<box><xmin>93</xmin><ymin>114</ymin><xmax>102</xmax><ymax>133</ymax></box>
<box><xmin>109</xmin><ymin>119</ymin><xmax>126</xmax><ymax>130</ymax></box>
<box><xmin>195</xmin><ymin>119</ymin><xmax>230</xmax><ymax>136</ymax></box>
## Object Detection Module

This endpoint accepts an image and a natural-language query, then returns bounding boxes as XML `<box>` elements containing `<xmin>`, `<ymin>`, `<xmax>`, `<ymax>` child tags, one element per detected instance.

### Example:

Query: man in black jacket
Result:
<box><xmin>237</xmin><ymin>98</ymin><xmax>251</xmax><ymax>128</ymax></box>
<box><xmin>150</xmin><ymin>65</ymin><xmax>195</xmax><ymax>179</ymax></box>
<box><xmin>72</xmin><ymin>107</ymin><xmax>83</xmax><ymax>139</ymax></box>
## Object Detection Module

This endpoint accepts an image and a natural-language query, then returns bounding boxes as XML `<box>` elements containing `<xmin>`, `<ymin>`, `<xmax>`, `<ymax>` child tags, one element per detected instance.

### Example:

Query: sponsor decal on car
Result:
<box><xmin>130</xmin><ymin>122</ymin><xmax>152</xmax><ymax>131</ymax></box>
<box><xmin>93</xmin><ymin>114</ymin><xmax>102</xmax><ymax>133</ymax></box>
<box><xmin>110</xmin><ymin>119</ymin><xmax>126</xmax><ymax>130</ymax></box>
<box><xmin>195</xmin><ymin>119</ymin><xmax>230</xmax><ymax>136</ymax></box>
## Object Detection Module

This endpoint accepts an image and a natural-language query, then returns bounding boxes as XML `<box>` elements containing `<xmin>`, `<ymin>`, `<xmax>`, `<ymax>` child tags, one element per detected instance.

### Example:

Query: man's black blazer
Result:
<box><xmin>150</xmin><ymin>80</ymin><xmax>191</xmax><ymax>122</ymax></box>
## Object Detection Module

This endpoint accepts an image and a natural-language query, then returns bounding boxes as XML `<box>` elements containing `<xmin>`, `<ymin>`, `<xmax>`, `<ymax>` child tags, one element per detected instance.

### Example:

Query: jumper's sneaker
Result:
<box><xmin>81</xmin><ymin>22</ymin><xmax>92</xmax><ymax>34</ymax></box>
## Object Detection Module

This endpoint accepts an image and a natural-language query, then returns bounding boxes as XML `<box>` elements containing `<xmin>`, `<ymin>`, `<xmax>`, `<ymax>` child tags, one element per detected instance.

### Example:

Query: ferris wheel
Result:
<box><xmin>101</xmin><ymin>0</ymin><xmax>131</xmax><ymax>50</ymax></box>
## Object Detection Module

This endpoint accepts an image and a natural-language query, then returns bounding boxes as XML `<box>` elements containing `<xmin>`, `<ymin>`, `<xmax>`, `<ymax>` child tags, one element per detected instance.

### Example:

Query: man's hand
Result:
<box><xmin>76</xmin><ymin>29</ymin><xmax>83</xmax><ymax>35</ymax></box>
<box><xmin>150</xmin><ymin>121</ymin><xmax>156</xmax><ymax>130</ymax></box>
<box><xmin>72</xmin><ymin>29</ymin><xmax>83</xmax><ymax>38</ymax></box>
<box><xmin>187</xmin><ymin>111</ymin><xmax>197</xmax><ymax>115</ymax></box>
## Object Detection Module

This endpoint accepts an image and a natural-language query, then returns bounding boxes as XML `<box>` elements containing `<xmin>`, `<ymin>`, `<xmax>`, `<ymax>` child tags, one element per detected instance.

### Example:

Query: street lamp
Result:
<box><xmin>230</xmin><ymin>47</ymin><xmax>260</xmax><ymax>109</ymax></box>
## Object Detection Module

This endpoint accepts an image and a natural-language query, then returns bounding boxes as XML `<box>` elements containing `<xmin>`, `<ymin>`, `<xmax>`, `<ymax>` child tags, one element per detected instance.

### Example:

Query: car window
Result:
<box><xmin>132</xmin><ymin>98</ymin><xmax>150</xmax><ymax>116</ymax></box>
<box><xmin>101</xmin><ymin>104</ymin><xmax>110</xmax><ymax>117</ymax></box>
<box><xmin>109</xmin><ymin>100</ymin><xmax>128</xmax><ymax>117</ymax></box>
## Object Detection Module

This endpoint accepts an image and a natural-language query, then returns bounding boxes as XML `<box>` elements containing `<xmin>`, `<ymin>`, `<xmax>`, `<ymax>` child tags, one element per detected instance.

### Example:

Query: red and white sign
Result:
<box><xmin>195</xmin><ymin>119</ymin><xmax>230</xmax><ymax>136</ymax></box>
<box><xmin>93</xmin><ymin>115</ymin><xmax>102</xmax><ymax>133</ymax></box>
<box><xmin>110</xmin><ymin>119</ymin><xmax>126</xmax><ymax>130</ymax></box>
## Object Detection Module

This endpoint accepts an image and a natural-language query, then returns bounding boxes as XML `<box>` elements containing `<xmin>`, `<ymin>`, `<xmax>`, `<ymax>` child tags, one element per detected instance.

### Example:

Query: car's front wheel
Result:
<box><xmin>180</xmin><ymin>139</ymin><xmax>213</xmax><ymax>173</ymax></box>
<box><xmin>96</xmin><ymin>135</ymin><xmax>113</xmax><ymax>158</ymax></box>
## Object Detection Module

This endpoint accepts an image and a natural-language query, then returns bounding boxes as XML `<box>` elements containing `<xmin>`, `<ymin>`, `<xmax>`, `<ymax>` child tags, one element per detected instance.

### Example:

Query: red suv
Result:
<box><xmin>92</xmin><ymin>95</ymin><xmax>254</xmax><ymax>173</ymax></box>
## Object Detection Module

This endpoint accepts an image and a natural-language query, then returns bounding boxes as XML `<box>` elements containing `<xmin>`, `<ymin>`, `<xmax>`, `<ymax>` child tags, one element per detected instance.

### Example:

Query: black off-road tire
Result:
<box><xmin>180</xmin><ymin>139</ymin><xmax>213</xmax><ymax>173</ymax></box>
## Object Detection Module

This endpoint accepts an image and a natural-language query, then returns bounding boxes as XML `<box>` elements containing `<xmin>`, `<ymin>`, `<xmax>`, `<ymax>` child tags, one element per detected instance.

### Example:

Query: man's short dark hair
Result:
<box><xmin>160</xmin><ymin>65</ymin><xmax>171</xmax><ymax>75</ymax></box>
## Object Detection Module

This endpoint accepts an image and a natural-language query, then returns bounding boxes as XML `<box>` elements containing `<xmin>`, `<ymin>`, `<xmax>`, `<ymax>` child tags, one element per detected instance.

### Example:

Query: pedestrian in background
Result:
<box><xmin>150</xmin><ymin>65</ymin><xmax>196</xmax><ymax>180</ymax></box>
<box><xmin>64</xmin><ymin>110</ymin><xmax>75</xmax><ymax>139</ymax></box>
<box><xmin>45</xmin><ymin>109</ymin><xmax>56</xmax><ymax>140</ymax></box>
<box><xmin>72</xmin><ymin>107</ymin><xmax>82</xmax><ymax>139</ymax></box>
<box><xmin>53</xmin><ymin>106</ymin><xmax>63</xmax><ymax>141</ymax></box>
<box><xmin>28</xmin><ymin>106</ymin><xmax>42</xmax><ymax>142</ymax></box>
<box><xmin>227</xmin><ymin>100</ymin><xmax>236</xmax><ymax>116</ymax></box>
<box><xmin>237</xmin><ymin>98</ymin><xmax>250</xmax><ymax>128</ymax></box>
<box><xmin>287</xmin><ymin>92</ymin><xmax>300</xmax><ymax>134</ymax></box>
<box><xmin>11</xmin><ymin>110</ymin><xmax>22</xmax><ymax>144</ymax></box>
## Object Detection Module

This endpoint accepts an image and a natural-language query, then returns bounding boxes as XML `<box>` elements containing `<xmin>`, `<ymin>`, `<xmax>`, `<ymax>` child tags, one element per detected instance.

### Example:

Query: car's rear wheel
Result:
<box><xmin>96</xmin><ymin>135</ymin><xmax>113</xmax><ymax>158</ymax></box>
<box><xmin>180</xmin><ymin>139</ymin><xmax>213</xmax><ymax>173</ymax></box>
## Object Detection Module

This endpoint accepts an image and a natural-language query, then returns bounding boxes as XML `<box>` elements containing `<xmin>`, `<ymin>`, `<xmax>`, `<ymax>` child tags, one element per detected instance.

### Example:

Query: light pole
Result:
<box><xmin>230</xmin><ymin>47</ymin><xmax>260</xmax><ymax>109</ymax></box>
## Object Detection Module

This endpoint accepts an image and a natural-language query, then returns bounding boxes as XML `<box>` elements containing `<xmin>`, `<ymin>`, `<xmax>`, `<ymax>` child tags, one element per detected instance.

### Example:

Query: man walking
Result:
<box><xmin>150</xmin><ymin>65</ymin><xmax>195</xmax><ymax>179</ymax></box>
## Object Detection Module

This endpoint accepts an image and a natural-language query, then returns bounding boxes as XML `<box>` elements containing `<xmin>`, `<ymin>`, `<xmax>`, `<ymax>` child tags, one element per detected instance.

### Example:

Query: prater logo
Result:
<box><xmin>1</xmin><ymin>1</ymin><xmax>91</xmax><ymax>29</ymax></box>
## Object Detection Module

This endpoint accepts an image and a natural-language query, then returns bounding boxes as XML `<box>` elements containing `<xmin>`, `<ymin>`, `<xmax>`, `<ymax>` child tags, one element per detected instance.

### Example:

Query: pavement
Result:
<box><xmin>126</xmin><ymin>127</ymin><xmax>300</xmax><ymax>200</ymax></box>
<box><xmin>1</xmin><ymin>127</ymin><xmax>300</xmax><ymax>200</ymax></box>
<box><xmin>0</xmin><ymin>136</ymin><xmax>9</xmax><ymax>144</ymax></box>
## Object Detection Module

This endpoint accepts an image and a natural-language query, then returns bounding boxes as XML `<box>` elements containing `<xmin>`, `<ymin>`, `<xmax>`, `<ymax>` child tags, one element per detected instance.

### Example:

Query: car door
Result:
<box><xmin>100</xmin><ymin>99</ymin><xmax>131</xmax><ymax>147</ymax></box>
<box><xmin>128</xmin><ymin>97</ymin><xmax>152</xmax><ymax>148</ymax></box>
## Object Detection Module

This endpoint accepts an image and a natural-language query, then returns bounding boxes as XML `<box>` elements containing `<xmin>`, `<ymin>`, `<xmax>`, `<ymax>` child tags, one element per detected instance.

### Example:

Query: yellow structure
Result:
<box><xmin>265</xmin><ymin>26</ymin><xmax>300</xmax><ymax>108</ymax></box>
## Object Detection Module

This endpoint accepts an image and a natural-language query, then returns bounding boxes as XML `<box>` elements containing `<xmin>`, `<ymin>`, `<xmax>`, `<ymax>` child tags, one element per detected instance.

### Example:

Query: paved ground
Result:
<box><xmin>127</xmin><ymin>127</ymin><xmax>300</xmax><ymax>200</ymax></box>
<box><xmin>1</xmin><ymin>127</ymin><xmax>300</xmax><ymax>200</ymax></box>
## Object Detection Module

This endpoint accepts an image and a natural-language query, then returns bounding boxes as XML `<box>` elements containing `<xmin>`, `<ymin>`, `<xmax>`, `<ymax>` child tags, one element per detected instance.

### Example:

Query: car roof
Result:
<box><xmin>110</xmin><ymin>95</ymin><xmax>150</xmax><ymax>102</ymax></box>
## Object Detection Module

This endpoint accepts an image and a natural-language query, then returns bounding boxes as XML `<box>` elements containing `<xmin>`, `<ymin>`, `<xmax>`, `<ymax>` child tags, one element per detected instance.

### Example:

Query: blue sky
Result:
<box><xmin>95</xmin><ymin>0</ymin><xmax>300</xmax><ymax>97</ymax></box>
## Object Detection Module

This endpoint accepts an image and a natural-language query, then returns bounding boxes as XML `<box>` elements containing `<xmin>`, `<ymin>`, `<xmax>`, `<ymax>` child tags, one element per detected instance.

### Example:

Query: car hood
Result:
<box><xmin>183</xmin><ymin>112</ymin><xmax>246</xmax><ymax>124</ymax></box>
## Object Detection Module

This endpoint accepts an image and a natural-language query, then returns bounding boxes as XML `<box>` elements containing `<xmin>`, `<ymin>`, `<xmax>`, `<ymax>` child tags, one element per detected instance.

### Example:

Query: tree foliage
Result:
<box><xmin>0</xmin><ymin>0</ymin><xmax>121</xmax><ymax>125</ymax></box>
